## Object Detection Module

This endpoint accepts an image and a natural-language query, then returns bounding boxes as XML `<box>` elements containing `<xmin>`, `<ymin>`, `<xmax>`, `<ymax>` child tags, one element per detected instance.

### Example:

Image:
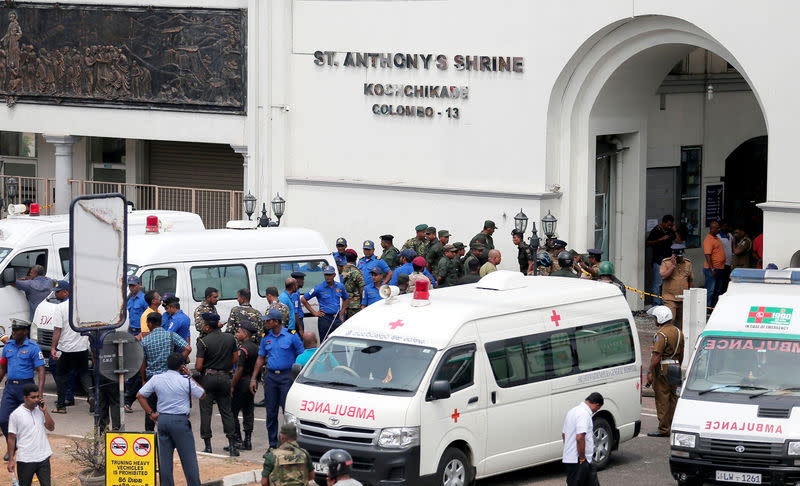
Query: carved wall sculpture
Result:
<box><xmin>0</xmin><ymin>4</ymin><xmax>246</xmax><ymax>112</ymax></box>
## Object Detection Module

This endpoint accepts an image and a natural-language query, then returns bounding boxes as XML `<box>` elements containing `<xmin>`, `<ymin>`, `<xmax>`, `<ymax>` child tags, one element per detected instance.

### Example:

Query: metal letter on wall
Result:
<box><xmin>0</xmin><ymin>3</ymin><xmax>246</xmax><ymax>113</ymax></box>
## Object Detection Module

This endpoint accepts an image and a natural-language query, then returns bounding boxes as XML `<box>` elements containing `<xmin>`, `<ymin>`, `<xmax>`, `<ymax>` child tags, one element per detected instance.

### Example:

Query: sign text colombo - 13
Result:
<box><xmin>314</xmin><ymin>51</ymin><xmax>523</xmax><ymax>119</ymax></box>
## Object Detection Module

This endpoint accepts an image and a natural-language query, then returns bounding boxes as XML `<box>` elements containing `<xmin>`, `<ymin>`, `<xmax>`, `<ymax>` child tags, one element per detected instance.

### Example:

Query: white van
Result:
<box><xmin>285</xmin><ymin>270</ymin><xmax>642</xmax><ymax>486</ymax></box>
<box><xmin>125</xmin><ymin>225</ymin><xmax>335</xmax><ymax>356</ymax></box>
<box><xmin>670</xmin><ymin>268</ymin><xmax>800</xmax><ymax>486</ymax></box>
<box><xmin>0</xmin><ymin>210</ymin><xmax>205</xmax><ymax>351</ymax></box>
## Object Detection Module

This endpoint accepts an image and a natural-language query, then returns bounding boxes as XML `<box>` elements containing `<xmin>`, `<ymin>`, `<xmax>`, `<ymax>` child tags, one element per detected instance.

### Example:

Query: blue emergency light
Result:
<box><xmin>730</xmin><ymin>268</ymin><xmax>800</xmax><ymax>284</ymax></box>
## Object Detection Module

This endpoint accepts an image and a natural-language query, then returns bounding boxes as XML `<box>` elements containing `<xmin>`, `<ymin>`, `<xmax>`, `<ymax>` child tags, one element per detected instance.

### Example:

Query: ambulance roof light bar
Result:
<box><xmin>731</xmin><ymin>268</ymin><xmax>800</xmax><ymax>284</ymax></box>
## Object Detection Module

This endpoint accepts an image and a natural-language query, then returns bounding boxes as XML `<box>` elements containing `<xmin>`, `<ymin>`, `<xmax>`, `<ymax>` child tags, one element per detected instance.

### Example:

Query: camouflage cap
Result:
<box><xmin>425</xmin><ymin>226</ymin><xmax>437</xmax><ymax>235</ymax></box>
<box><xmin>280</xmin><ymin>423</ymin><xmax>298</xmax><ymax>438</ymax></box>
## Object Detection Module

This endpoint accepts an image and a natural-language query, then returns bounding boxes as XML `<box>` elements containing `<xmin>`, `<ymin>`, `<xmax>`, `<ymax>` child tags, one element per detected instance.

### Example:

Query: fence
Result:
<box><xmin>0</xmin><ymin>176</ymin><xmax>242</xmax><ymax>229</ymax></box>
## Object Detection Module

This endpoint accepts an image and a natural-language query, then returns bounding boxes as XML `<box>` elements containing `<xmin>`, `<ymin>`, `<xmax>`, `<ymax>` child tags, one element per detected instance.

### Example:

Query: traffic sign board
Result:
<box><xmin>98</xmin><ymin>331</ymin><xmax>144</xmax><ymax>381</ymax></box>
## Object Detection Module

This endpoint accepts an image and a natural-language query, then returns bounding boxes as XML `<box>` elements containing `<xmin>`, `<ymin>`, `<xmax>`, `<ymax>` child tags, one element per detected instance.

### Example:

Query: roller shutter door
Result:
<box><xmin>148</xmin><ymin>141</ymin><xmax>243</xmax><ymax>190</ymax></box>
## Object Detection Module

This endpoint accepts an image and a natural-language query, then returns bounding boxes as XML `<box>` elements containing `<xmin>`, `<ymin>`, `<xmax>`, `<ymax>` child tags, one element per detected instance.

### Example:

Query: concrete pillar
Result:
<box><xmin>682</xmin><ymin>287</ymin><xmax>707</xmax><ymax>368</ymax></box>
<box><xmin>43</xmin><ymin>135</ymin><xmax>79</xmax><ymax>214</ymax></box>
<box><xmin>231</xmin><ymin>145</ymin><xmax>249</xmax><ymax>194</ymax></box>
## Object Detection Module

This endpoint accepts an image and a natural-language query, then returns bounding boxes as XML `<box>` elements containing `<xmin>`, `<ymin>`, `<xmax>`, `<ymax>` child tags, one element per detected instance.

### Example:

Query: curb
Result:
<box><xmin>204</xmin><ymin>468</ymin><xmax>261</xmax><ymax>486</ymax></box>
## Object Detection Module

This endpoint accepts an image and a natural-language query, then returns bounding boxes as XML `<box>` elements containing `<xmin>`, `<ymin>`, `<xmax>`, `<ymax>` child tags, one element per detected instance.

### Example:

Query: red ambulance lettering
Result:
<box><xmin>704</xmin><ymin>421</ymin><xmax>782</xmax><ymax>434</ymax></box>
<box><xmin>297</xmin><ymin>400</ymin><xmax>376</xmax><ymax>420</ymax></box>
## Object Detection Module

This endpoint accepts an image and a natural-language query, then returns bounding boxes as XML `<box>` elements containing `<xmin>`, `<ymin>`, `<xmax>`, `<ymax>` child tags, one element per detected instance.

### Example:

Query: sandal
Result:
<box><xmin>52</xmin><ymin>408</ymin><xmax>67</xmax><ymax>414</ymax></box>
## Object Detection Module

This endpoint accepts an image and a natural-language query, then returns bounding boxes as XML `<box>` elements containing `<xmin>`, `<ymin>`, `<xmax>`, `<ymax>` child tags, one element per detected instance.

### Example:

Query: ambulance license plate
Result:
<box><xmin>716</xmin><ymin>470</ymin><xmax>761</xmax><ymax>484</ymax></box>
<box><xmin>313</xmin><ymin>462</ymin><xmax>328</xmax><ymax>475</ymax></box>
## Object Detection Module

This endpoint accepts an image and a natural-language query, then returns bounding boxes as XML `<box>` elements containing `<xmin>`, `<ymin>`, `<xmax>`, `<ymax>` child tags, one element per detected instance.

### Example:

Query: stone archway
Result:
<box><xmin>545</xmin><ymin>15</ymin><xmax>768</xmax><ymax>301</ymax></box>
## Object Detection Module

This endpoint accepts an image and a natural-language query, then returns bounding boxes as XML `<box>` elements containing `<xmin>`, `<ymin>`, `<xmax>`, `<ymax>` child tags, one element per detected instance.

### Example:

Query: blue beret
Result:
<box><xmin>400</xmin><ymin>249</ymin><xmax>417</xmax><ymax>260</ymax></box>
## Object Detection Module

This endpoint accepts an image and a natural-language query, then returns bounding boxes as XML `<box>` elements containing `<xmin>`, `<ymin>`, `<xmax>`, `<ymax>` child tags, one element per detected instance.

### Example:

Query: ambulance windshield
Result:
<box><xmin>686</xmin><ymin>336</ymin><xmax>800</xmax><ymax>395</ymax></box>
<box><xmin>298</xmin><ymin>337</ymin><xmax>436</xmax><ymax>394</ymax></box>
<box><xmin>0</xmin><ymin>248</ymin><xmax>10</xmax><ymax>265</ymax></box>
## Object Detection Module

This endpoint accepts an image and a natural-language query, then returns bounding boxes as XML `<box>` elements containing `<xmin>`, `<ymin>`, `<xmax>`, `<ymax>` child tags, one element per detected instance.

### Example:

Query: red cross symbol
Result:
<box><xmin>451</xmin><ymin>409</ymin><xmax>460</xmax><ymax>423</ymax></box>
<box><xmin>748</xmin><ymin>307</ymin><xmax>772</xmax><ymax>323</ymax></box>
<box><xmin>550</xmin><ymin>310</ymin><xmax>562</xmax><ymax>327</ymax></box>
<box><xmin>388</xmin><ymin>319</ymin><xmax>405</xmax><ymax>330</ymax></box>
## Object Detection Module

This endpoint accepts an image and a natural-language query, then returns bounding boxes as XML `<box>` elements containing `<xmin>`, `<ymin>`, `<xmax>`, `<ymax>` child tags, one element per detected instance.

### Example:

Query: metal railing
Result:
<box><xmin>69</xmin><ymin>180</ymin><xmax>242</xmax><ymax>229</ymax></box>
<box><xmin>0</xmin><ymin>176</ymin><xmax>242</xmax><ymax>229</ymax></box>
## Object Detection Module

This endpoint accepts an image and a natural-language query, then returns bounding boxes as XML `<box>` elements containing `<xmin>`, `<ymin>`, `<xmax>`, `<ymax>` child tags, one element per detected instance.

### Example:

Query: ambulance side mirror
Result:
<box><xmin>291</xmin><ymin>363</ymin><xmax>303</xmax><ymax>381</ymax></box>
<box><xmin>427</xmin><ymin>380</ymin><xmax>451</xmax><ymax>401</ymax></box>
<box><xmin>0</xmin><ymin>267</ymin><xmax>15</xmax><ymax>287</ymax></box>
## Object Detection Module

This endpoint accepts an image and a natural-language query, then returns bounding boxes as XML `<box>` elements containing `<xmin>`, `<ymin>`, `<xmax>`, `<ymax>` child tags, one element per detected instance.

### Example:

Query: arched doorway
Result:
<box><xmin>724</xmin><ymin>136</ymin><xmax>767</xmax><ymax>233</ymax></box>
<box><xmin>545</xmin><ymin>16</ymin><xmax>768</xmax><ymax>307</ymax></box>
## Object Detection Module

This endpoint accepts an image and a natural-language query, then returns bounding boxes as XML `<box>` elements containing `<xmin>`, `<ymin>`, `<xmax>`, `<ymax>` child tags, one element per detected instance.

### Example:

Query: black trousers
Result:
<box><xmin>17</xmin><ymin>458</ymin><xmax>51</xmax><ymax>486</ymax></box>
<box><xmin>231</xmin><ymin>378</ymin><xmax>254</xmax><ymax>436</ymax></box>
<box><xmin>55</xmin><ymin>350</ymin><xmax>93</xmax><ymax>409</ymax></box>
<box><xmin>97</xmin><ymin>376</ymin><xmax>120</xmax><ymax>432</ymax></box>
<box><xmin>565</xmin><ymin>462</ymin><xmax>600</xmax><ymax>486</ymax></box>
<box><xmin>143</xmin><ymin>392</ymin><xmax>158</xmax><ymax>432</ymax></box>
<box><xmin>199</xmin><ymin>373</ymin><xmax>235</xmax><ymax>440</ymax></box>
<box><xmin>124</xmin><ymin>373</ymin><xmax>142</xmax><ymax>407</ymax></box>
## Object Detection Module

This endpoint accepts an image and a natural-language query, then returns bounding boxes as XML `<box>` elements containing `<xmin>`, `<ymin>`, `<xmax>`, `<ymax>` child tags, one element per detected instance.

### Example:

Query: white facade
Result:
<box><xmin>3</xmin><ymin>0</ymin><xmax>798</xmax><ymax>307</ymax></box>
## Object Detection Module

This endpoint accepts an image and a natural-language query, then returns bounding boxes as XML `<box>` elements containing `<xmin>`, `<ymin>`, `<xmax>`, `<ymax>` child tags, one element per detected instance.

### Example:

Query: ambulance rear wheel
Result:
<box><xmin>592</xmin><ymin>417</ymin><xmax>613</xmax><ymax>469</ymax></box>
<box><xmin>437</xmin><ymin>447</ymin><xmax>472</xmax><ymax>486</ymax></box>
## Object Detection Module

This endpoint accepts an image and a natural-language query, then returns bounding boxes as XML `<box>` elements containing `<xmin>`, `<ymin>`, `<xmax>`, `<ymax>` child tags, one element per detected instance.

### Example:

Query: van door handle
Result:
<box><xmin>468</xmin><ymin>396</ymin><xmax>478</xmax><ymax>404</ymax></box>
<box><xmin>491</xmin><ymin>391</ymin><xmax>496</xmax><ymax>404</ymax></box>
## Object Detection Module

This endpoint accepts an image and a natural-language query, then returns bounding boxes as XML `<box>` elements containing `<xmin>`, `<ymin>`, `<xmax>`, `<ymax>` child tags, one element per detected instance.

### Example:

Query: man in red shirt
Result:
<box><xmin>752</xmin><ymin>233</ymin><xmax>763</xmax><ymax>269</ymax></box>
<box><xmin>703</xmin><ymin>220</ymin><xmax>726</xmax><ymax>308</ymax></box>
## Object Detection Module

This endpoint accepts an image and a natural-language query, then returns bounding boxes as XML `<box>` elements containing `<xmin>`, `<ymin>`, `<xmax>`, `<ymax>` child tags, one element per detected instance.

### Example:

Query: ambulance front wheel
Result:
<box><xmin>592</xmin><ymin>417</ymin><xmax>613</xmax><ymax>470</ymax></box>
<box><xmin>437</xmin><ymin>447</ymin><xmax>473</xmax><ymax>486</ymax></box>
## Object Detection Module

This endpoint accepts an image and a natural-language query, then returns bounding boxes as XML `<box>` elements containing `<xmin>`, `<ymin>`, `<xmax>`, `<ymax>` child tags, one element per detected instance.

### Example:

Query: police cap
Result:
<box><xmin>10</xmin><ymin>319</ymin><xmax>31</xmax><ymax>330</ymax></box>
<box><xmin>240</xmin><ymin>321</ymin><xmax>257</xmax><ymax>334</ymax></box>
<box><xmin>335</xmin><ymin>237</ymin><xmax>347</xmax><ymax>247</ymax></box>
<box><xmin>671</xmin><ymin>243</ymin><xmax>686</xmax><ymax>255</ymax></box>
<box><xmin>552</xmin><ymin>239</ymin><xmax>568</xmax><ymax>249</ymax></box>
<box><xmin>380</xmin><ymin>234</ymin><xmax>394</xmax><ymax>242</ymax></box>
<box><xmin>588</xmin><ymin>249</ymin><xmax>602</xmax><ymax>258</ymax></box>
<box><xmin>323</xmin><ymin>265</ymin><xmax>337</xmax><ymax>275</ymax></box>
<box><xmin>291</xmin><ymin>271</ymin><xmax>306</xmax><ymax>278</ymax></box>
<box><xmin>400</xmin><ymin>249</ymin><xmax>417</xmax><ymax>260</ymax></box>
<box><xmin>201</xmin><ymin>312</ymin><xmax>220</xmax><ymax>325</ymax></box>
<box><xmin>369</xmin><ymin>267</ymin><xmax>385</xmax><ymax>275</ymax></box>
<box><xmin>262</xmin><ymin>308</ymin><xmax>283</xmax><ymax>321</ymax></box>
<box><xmin>363</xmin><ymin>240</ymin><xmax>375</xmax><ymax>250</ymax></box>
<box><xmin>54</xmin><ymin>280</ymin><xmax>69</xmax><ymax>292</ymax></box>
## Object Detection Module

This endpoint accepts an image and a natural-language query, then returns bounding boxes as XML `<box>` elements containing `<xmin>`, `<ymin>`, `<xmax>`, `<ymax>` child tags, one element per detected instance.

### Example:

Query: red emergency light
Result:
<box><xmin>411</xmin><ymin>279</ymin><xmax>430</xmax><ymax>307</ymax></box>
<box><xmin>28</xmin><ymin>203</ymin><xmax>39</xmax><ymax>216</ymax></box>
<box><xmin>145</xmin><ymin>215</ymin><xmax>159</xmax><ymax>234</ymax></box>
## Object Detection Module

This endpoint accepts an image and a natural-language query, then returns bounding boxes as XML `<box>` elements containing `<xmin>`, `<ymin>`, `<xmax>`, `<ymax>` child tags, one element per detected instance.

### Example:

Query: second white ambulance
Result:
<box><xmin>285</xmin><ymin>271</ymin><xmax>642</xmax><ymax>486</ymax></box>
<box><xmin>670</xmin><ymin>268</ymin><xmax>800</xmax><ymax>486</ymax></box>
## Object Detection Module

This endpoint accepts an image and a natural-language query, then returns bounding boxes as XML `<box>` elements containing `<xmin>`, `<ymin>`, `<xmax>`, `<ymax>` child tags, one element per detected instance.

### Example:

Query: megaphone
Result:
<box><xmin>7</xmin><ymin>204</ymin><xmax>27</xmax><ymax>216</ymax></box>
<box><xmin>379</xmin><ymin>285</ymin><xmax>400</xmax><ymax>301</ymax></box>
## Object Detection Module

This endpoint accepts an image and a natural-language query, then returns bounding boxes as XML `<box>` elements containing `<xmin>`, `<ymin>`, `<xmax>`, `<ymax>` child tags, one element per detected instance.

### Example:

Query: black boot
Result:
<box><xmin>240</xmin><ymin>432</ymin><xmax>252</xmax><ymax>451</ymax></box>
<box><xmin>202</xmin><ymin>438</ymin><xmax>212</xmax><ymax>454</ymax></box>
<box><xmin>227</xmin><ymin>438</ymin><xmax>240</xmax><ymax>457</ymax></box>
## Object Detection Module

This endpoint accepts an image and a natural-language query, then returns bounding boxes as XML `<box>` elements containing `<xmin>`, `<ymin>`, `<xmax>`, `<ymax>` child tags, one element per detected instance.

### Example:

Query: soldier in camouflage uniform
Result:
<box><xmin>341</xmin><ymin>250</ymin><xmax>366</xmax><ymax>320</ymax></box>
<box><xmin>194</xmin><ymin>287</ymin><xmax>219</xmax><ymax>336</ymax></box>
<box><xmin>540</xmin><ymin>239</ymin><xmax>567</xmax><ymax>277</ymax></box>
<box><xmin>462</xmin><ymin>243</ymin><xmax>486</xmax><ymax>276</ymax></box>
<box><xmin>261</xmin><ymin>424</ymin><xmax>313</xmax><ymax>486</ymax></box>
<box><xmin>265</xmin><ymin>287</ymin><xmax>291</xmax><ymax>329</ymax></box>
<box><xmin>379</xmin><ymin>234</ymin><xmax>400</xmax><ymax>270</ymax></box>
<box><xmin>402</xmin><ymin>224</ymin><xmax>429</xmax><ymax>257</ymax></box>
<box><xmin>426</xmin><ymin>229</ymin><xmax>450</xmax><ymax>276</ymax></box>
<box><xmin>226</xmin><ymin>288</ymin><xmax>263</xmax><ymax>344</ymax></box>
<box><xmin>470</xmin><ymin>220</ymin><xmax>497</xmax><ymax>250</ymax></box>
<box><xmin>436</xmin><ymin>244</ymin><xmax>460</xmax><ymax>287</ymax></box>
<box><xmin>453</xmin><ymin>242</ymin><xmax>466</xmax><ymax>279</ymax></box>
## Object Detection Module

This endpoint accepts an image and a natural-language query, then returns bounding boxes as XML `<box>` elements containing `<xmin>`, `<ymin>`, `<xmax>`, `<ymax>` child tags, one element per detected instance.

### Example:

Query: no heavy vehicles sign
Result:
<box><xmin>105</xmin><ymin>432</ymin><xmax>156</xmax><ymax>486</ymax></box>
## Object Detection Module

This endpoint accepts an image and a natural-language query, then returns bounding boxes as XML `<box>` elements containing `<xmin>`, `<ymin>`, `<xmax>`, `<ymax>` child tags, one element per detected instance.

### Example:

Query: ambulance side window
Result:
<box><xmin>433</xmin><ymin>345</ymin><xmax>475</xmax><ymax>393</ymax></box>
<box><xmin>8</xmin><ymin>249</ymin><xmax>48</xmax><ymax>279</ymax></box>
<box><xmin>58</xmin><ymin>248</ymin><xmax>69</xmax><ymax>275</ymax></box>
<box><xmin>141</xmin><ymin>268</ymin><xmax>178</xmax><ymax>297</ymax></box>
<box><xmin>486</xmin><ymin>338</ymin><xmax>527</xmax><ymax>388</ymax></box>
<box><xmin>190</xmin><ymin>264</ymin><xmax>249</xmax><ymax>301</ymax></box>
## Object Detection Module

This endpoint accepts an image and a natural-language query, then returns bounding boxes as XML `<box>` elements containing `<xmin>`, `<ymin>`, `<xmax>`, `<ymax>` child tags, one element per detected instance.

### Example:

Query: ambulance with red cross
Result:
<box><xmin>284</xmin><ymin>270</ymin><xmax>642</xmax><ymax>486</ymax></box>
<box><xmin>670</xmin><ymin>268</ymin><xmax>800</xmax><ymax>486</ymax></box>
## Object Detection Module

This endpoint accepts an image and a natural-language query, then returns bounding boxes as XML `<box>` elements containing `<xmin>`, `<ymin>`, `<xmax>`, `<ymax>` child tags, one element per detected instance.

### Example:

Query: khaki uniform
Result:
<box><xmin>193</xmin><ymin>302</ymin><xmax>217</xmax><ymax>336</ymax></box>
<box><xmin>402</xmin><ymin>237</ymin><xmax>428</xmax><ymax>257</ymax></box>
<box><xmin>660</xmin><ymin>257</ymin><xmax>693</xmax><ymax>330</ymax></box>
<box><xmin>652</xmin><ymin>323</ymin><xmax>684</xmax><ymax>435</ymax></box>
<box><xmin>226</xmin><ymin>303</ymin><xmax>263</xmax><ymax>344</ymax></box>
<box><xmin>341</xmin><ymin>263</ymin><xmax>366</xmax><ymax>319</ymax></box>
<box><xmin>261</xmin><ymin>440</ymin><xmax>313</xmax><ymax>486</ymax></box>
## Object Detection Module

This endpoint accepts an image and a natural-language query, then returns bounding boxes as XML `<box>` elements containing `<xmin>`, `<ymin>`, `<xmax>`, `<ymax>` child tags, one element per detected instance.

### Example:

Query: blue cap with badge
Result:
<box><xmin>363</xmin><ymin>240</ymin><xmax>375</xmax><ymax>250</ymax></box>
<box><xmin>127</xmin><ymin>275</ymin><xmax>141</xmax><ymax>285</ymax></box>
<box><xmin>323</xmin><ymin>265</ymin><xmax>336</xmax><ymax>275</ymax></box>
<box><xmin>54</xmin><ymin>280</ymin><xmax>70</xmax><ymax>292</ymax></box>
<box><xmin>262</xmin><ymin>308</ymin><xmax>284</xmax><ymax>321</ymax></box>
<box><xmin>336</xmin><ymin>237</ymin><xmax>347</xmax><ymax>247</ymax></box>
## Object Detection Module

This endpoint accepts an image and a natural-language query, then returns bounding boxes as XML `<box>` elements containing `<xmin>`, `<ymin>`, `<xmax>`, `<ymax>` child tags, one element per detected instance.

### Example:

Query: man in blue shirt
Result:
<box><xmin>357</xmin><ymin>240</ymin><xmax>392</xmax><ymax>285</ymax></box>
<box><xmin>389</xmin><ymin>250</ymin><xmax>437</xmax><ymax>287</ymax></box>
<box><xmin>291</xmin><ymin>271</ymin><xmax>306</xmax><ymax>332</ymax></box>
<box><xmin>162</xmin><ymin>297</ymin><xmax>191</xmax><ymax>341</ymax></box>
<box><xmin>333</xmin><ymin>237</ymin><xmax>348</xmax><ymax>268</ymax></box>
<box><xmin>13</xmin><ymin>265</ymin><xmax>53</xmax><ymax>320</ymax></box>
<box><xmin>278</xmin><ymin>278</ymin><xmax>297</xmax><ymax>331</ymax></box>
<box><xmin>126</xmin><ymin>276</ymin><xmax>147</xmax><ymax>335</ymax></box>
<box><xmin>0</xmin><ymin>320</ymin><xmax>46</xmax><ymax>443</ymax></box>
<box><xmin>138</xmin><ymin>353</ymin><xmax>205</xmax><ymax>486</ymax></box>
<box><xmin>301</xmin><ymin>266</ymin><xmax>349</xmax><ymax>341</ymax></box>
<box><xmin>361</xmin><ymin>268</ymin><xmax>385</xmax><ymax>308</ymax></box>
<box><xmin>249</xmin><ymin>309</ymin><xmax>304</xmax><ymax>449</ymax></box>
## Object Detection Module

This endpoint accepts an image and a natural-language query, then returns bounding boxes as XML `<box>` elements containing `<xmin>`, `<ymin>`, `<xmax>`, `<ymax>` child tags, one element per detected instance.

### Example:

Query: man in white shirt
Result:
<box><xmin>49</xmin><ymin>280</ymin><xmax>94</xmax><ymax>413</ymax></box>
<box><xmin>7</xmin><ymin>383</ymin><xmax>54</xmax><ymax>486</ymax></box>
<box><xmin>562</xmin><ymin>392</ymin><xmax>604</xmax><ymax>486</ymax></box>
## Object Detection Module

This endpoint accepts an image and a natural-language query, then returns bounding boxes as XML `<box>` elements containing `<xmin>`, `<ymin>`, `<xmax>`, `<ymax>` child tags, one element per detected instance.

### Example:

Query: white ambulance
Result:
<box><xmin>285</xmin><ymin>270</ymin><xmax>642</xmax><ymax>486</ymax></box>
<box><xmin>670</xmin><ymin>268</ymin><xmax>800</xmax><ymax>486</ymax></box>
<box><xmin>0</xmin><ymin>210</ymin><xmax>205</xmax><ymax>351</ymax></box>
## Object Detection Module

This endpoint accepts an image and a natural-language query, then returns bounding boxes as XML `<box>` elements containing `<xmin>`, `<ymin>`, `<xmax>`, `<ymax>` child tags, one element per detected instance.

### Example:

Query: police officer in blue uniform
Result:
<box><xmin>301</xmin><ymin>266</ymin><xmax>349</xmax><ymax>341</ymax></box>
<box><xmin>357</xmin><ymin>240</ymin><xmax>392</xmax><ymax>284</ymax></box>
<box><xmin>0</xmin><ymin>319</ymin><xmax>46</xmax><ymax>451</ymax></box>
<box><xmin>249</xmin><ymin>309</ymin><xmax>304</xmax><ymax>449</ymax></box>
<box><xmin>333</xmin><ymin>238</ymin><xmax>348</xmax><ymax>268</ymax></box>
<box><xmin>291</xmin><ymin>271</ymin><xmax>306</xmax><ymax>333</ymax></box>
<box><xmin>126</xmin><ymin>276</ymin><xmax>147</xmax><ymax>335</ymax></box>
<box><xmin>389</xmin><ymin>250</ymin><xmax>438</xmax><ymax>287</ymax></box>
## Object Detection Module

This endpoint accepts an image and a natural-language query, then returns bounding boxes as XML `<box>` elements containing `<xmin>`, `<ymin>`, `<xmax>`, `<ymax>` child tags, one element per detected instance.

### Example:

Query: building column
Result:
<box><xmin>43</xmin><ymin>135</ymin><xmax>79</xmax><ymax>214</ymax></box>
<box><xmin>231</xmin><ymin>145</ymin><xmax>249</xmax><ymax>194</ymax></box>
